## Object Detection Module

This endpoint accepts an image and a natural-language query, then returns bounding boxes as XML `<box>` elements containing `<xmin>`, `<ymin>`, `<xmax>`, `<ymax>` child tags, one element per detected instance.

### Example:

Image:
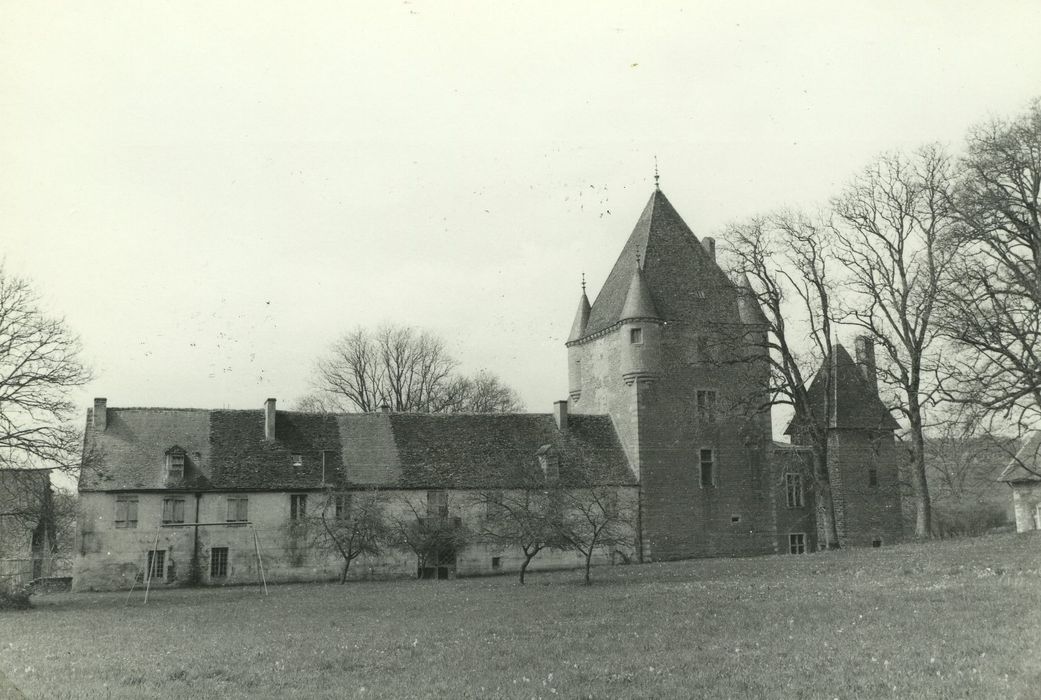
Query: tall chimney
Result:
<box><xmin>854</xmin><ymin>336</ymin><xmax>878</xmax><ymax>394</ymax></box>
<box><xmin>378</xmin><ymin>402</ymin><xmax>391</xmax><ymax>414</ymax></box>
<box><xmin>93</xmin><ymin>398</ymin><xmax>107</xmax><ymax>432</ymax></box>
<box><xmin>264</xmin><ymin>398</ymin><xmax>276</xmax><ymax>441</ymax></box>
<box><xmin>701</xmin><ymin>237</ymin><xmax>716</xmax><ymax>261</ymax></box>
<box><xmin>553</xmin><ymin>399</ymin><xmax>568</xmax><ymax>432</ymax></box>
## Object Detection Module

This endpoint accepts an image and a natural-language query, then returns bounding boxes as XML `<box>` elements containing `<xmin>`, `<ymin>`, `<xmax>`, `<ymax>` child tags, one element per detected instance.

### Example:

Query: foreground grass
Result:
<box><xmin>1</xmin><ymin>533</ymin><xmax>1039</xmax><ymax>699</ymax></box>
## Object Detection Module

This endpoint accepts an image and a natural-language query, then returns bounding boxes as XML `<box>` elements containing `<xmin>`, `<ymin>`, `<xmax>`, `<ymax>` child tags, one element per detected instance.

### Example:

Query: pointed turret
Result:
<box><xmin>733</xmin><ymin>272</ymin><xmax>769</xmax><ymax>325</ymax></box>
<box><xmin>619</xmin><ymin>263</ymin><xmax>661</xmax><ymax>321</ymax></box>
<box><xmin>567</xmin><ymin>280</ymin><xmax>592</xmax><ymax>401</ymax></box>
<box><xmin>620</xmin><ymin>262</ymin><xmax>664</xmax><ymax>384</ymax></box>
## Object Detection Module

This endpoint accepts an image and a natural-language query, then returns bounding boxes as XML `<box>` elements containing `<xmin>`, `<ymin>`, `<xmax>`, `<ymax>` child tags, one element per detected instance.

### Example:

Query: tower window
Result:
<box><xmin>785</xmin><ymin>473</ymin><xmax>804</xmax><ymax>508</ymax></box>
<box><xmin>630</xmin><ymin>328</ymin><xmax>643</xmax><ymax>344</ymax></box>
<box><xmin>291</xmin><ymin>454</ymin><xmax>303</xmax><ymax>467</ymax></box>
<box><xmin>699</xmin><ymin>448</ymin><xmax>716</xmax><ymax>488</ymax></box>
<box><xmin>696</xmin><ymin>390</ymin><xmax>717</xmax><ymax>419</ymax></box>
<box><xmin>789</xmin><ymin>533</ymin><xmax>806</xmax><ymax>554</ymax></box>
<box><xmin>868</xmin><ymin>468</ymin><xmax>878</xmax><ymax>488</ymax></box>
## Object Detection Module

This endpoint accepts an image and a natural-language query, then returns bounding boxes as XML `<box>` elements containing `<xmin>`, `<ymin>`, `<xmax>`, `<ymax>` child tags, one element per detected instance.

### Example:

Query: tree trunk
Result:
<box><xmin>907</xmin><ymin>397</ymin><xmax>933</xmax><ymax>538</ymax></box>
<box><xmin>340</xmin><ymin>561</ymin><xmax>349</xmax><ymax>584</ymax></box>
<box><xmin>583</xmin><ymin>549</ymin><xmax>593</xmax><ymax>585</ymax></box>
<box><xmin>519</xmin><ymin>556</ymin><xmax>530</xmax><ymax>585</ymax></box>
<box><xmin>813</xmin><ymin>451</ymin><xmax>841</xmax><ymax>549</ymax></box>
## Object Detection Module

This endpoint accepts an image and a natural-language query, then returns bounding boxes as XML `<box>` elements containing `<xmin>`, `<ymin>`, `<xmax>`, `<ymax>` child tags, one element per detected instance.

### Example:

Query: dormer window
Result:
<box><xmin>165</xmin><ymin>447</ymin><xmax>186</xmax><ymax>482</ymax></box>
<box><xmin>536</xmin><ymin>444</ymin><xmax>560</xmax><ymax>482</ymax></box>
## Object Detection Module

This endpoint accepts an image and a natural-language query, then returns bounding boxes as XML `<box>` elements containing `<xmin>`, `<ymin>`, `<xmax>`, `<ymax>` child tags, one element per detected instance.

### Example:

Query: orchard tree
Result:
<box><xmin>308</xmin><ymin>489</ymin><xmax>390</xmax><ymax>583</ymax></box>
<box><xmin>473</xmin><ymin>484</ymin><xmax>562</xmax><ymax>585</ymax></box>
<box><xmin>389</xmin><ymin>494</ymin><xmax>470</xmax><ymax>579</ymax></box>
<box><xmin>554</xmin><ymin>482</ymin><xmax>635</xmax><ymax>585</ymax></box>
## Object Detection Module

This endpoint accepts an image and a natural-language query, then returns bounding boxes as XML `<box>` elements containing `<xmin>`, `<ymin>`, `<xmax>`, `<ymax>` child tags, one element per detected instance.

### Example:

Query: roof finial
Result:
<box><xmin>581</xmin><ymin>272</ymin><xmax>586</xmax><ymax>294</ymax></box>
<box><xmin>654</xmin><ymin>155</ymin><xmax>660</xmax><ymax>190</ymax></box>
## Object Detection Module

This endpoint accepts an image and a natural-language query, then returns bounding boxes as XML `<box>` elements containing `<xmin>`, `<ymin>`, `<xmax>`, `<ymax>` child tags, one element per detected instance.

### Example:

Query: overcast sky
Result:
<box><xmin>3</xmin><ymin>2</ymin><xmax>1040</xmax><ymax>428</ymax></box>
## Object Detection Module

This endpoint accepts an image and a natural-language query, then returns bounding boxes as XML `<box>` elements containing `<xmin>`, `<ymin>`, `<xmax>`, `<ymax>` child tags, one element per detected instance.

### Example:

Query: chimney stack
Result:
<box><xmin>378</xmin><ymin>402</ymin><xmax>391</xmax><ymax>414</ymax></box>
<box><xmin>264</xmin><ymin>398</ymin><xmax>276</xmax><ymax>441</ymax></box>
<box><xmin>553</xmin><ymin>399</ymin><xmax>568</xmax><ymax>432</ymax></box>
<box><xmin>854</xmin><ymin>336</ymin><xmax>878</xmax><ymax>394</ymax></box>
<box><xmin>701</xmin><ymin>237</ymin><xmax>716</xmax><ymax>261</ymax></box>
<box><xmin>93</xmin><ymin>398</ymin><xmax>107</xmax><ymax>432</ymax></box>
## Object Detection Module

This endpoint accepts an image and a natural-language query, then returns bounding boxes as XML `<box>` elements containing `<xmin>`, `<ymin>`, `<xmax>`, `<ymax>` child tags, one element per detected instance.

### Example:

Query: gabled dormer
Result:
<box><xmin>164</xmin><ymin>445</ymin><xmax>188</xmax><ymax>485</ymax></box>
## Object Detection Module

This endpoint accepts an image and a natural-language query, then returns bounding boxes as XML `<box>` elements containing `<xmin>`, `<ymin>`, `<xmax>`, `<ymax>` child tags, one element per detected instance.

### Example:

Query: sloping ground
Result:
<box><xmin>2</xmin><ymin>533</ymin><xmax>1039</xmax><ymax>699</ymax></box>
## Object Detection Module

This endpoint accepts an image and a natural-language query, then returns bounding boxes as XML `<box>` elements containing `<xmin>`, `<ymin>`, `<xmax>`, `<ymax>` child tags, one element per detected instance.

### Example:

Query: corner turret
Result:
<box><xmin>567</xmin><ymin>280</ymin><xmax>592</xmax><ymax>400</ymax></box>
<box><xmin>619</xmin><ymin>262</ymin><xmax>663</xmax><ymax>384</ymax></box>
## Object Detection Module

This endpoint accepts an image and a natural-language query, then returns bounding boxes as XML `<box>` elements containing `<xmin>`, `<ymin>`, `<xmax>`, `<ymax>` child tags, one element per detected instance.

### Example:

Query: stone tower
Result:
<box><xmin>567</xmin><ymin>188</ymin><xmax>776</xmax><ymax>561</ymax></box>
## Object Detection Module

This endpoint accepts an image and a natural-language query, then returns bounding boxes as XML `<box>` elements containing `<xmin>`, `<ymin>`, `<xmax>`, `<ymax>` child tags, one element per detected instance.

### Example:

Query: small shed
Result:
<box><xmin>998</xmin><ymin>431</ymin><xmax>1041</xmax><ymax>533</ymax></box>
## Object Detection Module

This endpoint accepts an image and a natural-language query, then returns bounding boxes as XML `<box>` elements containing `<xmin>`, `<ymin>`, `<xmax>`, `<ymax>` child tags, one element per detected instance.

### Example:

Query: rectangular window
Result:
<box><xmin>785</xmin><ymin>473</ymin><xmax>804</xmax><ymax>508</ymax></box>
<box><xmin>491</xmin><ymin>556</ymin><xmax>501</xmax><ymax>570</ymax></box>
<box><xmin>696</xmin><ymin>390</ymin><xmax>717</xmax><ymax>419</ymax></box>
<box><xmin>168</xmin><ymin>453</ymin><xmax>185</xmax><ymax>480</ymax></box>
<box><xmin>731</xmin><ymin>515</ymin><xmax>741</xmax><ymax>523</ymax></box>
<box><xmin>871</xmin><ymin>538</ymin><xmax>882</xmax><ymax>548</ymax></box>
<box><xmin>427</xmin><ymin>490</ymin><xmax>449</xmax><ymax>519</ymax></box>
<box><xmin>210</xmin><ymin>547</ymin><xmax>229</xmax><ymax>577</ymax></box>
<box><xmin>868</xmin><ymin>468</ymin><xmax>878</xmax><ymax>488</ymax></box>
<box><xmin>115</xmin><ymin>495</ymin><xmax>139</xmax><ymax>528</ymax></box>
<box><xmin>291</xmin><ymin>454</ymin><xmax>303</xmax><ymax>467</ymax></box>
<box><xmin>147</xmin><ymin>549</ymin><xmax>165</xmax><ymax>578</ymax></box>
<box><xmin>334</xmin><ymin>493</ymin><xmax>352</xmax><ymax>520</ymax></box>
<box><xmin>630</xmin><ymin>327</ymin><xmax>643</xmax><ymax>344</ymax></box>
<box><xmin>227</xmin><ymin>496</ymin><xmax>248</xmax><ymax>523</ymax></box>
<box><xmin>290</xmin><ymin>494</ymin><xmax>308</xmax><ymax>520</ymax></box>
<box><xmin>789</xmin><ymin>533</ymin><xmax>806</xmax><ymax>555</ymax></box>
<box><xmin>162</xmin><ymin>497</ymin><xmax>185</xmax><ymax>524</ymax></box>
<box><xmin>699</xmin><ymin>449</ymin><xmax>715</xmax><ymax>488</ymax></box>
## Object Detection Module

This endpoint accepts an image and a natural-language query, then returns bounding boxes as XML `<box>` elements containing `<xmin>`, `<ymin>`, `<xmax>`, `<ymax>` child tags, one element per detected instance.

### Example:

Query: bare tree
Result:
<box><xmin>0</xmin><ymin>266</ymin><xmax>92</xmax><ymax>473</ymax></box>
<box><xmin>301</xmin><ymin>324</ymin><xmax>523</xmax><ymax>414</ymax></box>
<box><xmin>723</xmin><ymin>211</ymin><xmax>843</xmax><ymax>548</ymax></box>
<box><xmin>554</xmin><ymin>483</ymin><xmax>634</xmax><ymax>585</ymax></box>
<box><xmin>308</xmin><ymin>489</ymin><xmax>390</xmax><ymax>583</ymax></box>
<box><xmin>939</xmin><ymin>99</ymin><xmax>1041</xmax><ymax>437</ymax></box>
<box><xmin>389</xmin><ymin>494</ymin><xmax>470</xmax><ymax>579</ymax></box>
<box><xmin>473</xmin><ymin>485</ymin><xmax>561</xmax><ymax>584</ymax></box>
<box><xmin>830</xmin><ymin>146</ymin><xmax>962</xmax><ymax>538</ymax></box>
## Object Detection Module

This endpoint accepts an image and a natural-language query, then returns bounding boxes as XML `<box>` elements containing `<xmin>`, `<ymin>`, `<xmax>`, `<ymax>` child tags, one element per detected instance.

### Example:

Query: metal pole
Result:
<box><xmin>143</xmin><ymin>526</ymin><xmax>161</xmax><ymax>604</ymax></box>
<box><xmin>251</xmin><ymin>526</ymin><xmax>268</xmax><ymax>595</ymax></box>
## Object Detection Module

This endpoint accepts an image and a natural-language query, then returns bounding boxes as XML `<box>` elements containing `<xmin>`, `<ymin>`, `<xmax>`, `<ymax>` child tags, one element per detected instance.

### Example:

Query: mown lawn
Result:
<box><xmin>1</xmin><ymin>533</ymin><xmax>1039</xmax><ymax>699</ymax></box>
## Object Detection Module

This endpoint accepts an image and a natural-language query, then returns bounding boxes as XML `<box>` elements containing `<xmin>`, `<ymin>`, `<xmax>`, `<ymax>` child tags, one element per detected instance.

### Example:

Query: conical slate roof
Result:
<box><xmin>619</xmin><ymin>265</ymin><xmax>661</xmax><ymax>320</ymax></box>
<box><xmin>567</xmin><ymin>291</ymin><xmax>592</xmax><ymax>342</ymax></box>
<box><xmin>998</xmin><ymin>431</ymin><xmax>1041</xmax><ymax>483</ymax></box>
<box><xmin>580</xmin><ymin>189</ymin><xmax>737</xmax><ymax>340</ymax></box>
<box><xmin>733</xmin><ymin>272</ymin><xmax>769</xmax><ymax>325</ymax></box>
<box><xmin>784</xmin><ymin>344</ymin><xmax>900</xmax><ymax>435</ymax></box>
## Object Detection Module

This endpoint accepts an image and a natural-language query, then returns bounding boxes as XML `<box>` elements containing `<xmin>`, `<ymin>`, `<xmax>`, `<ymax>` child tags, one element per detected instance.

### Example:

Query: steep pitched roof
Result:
<box><xmin>784</xmin><ymin>344</ymin><xmax>900</xmax><ymax>435</ymax></box>
<box><xmin>998</xmin><ymin>431</ymin><xmax>1041</xmax><ymax>483</ymax></box>
<box><xmin>579</xmin><ymin>189</ymin><xmax>738</xmax><ymax>340</ymax></box>
<box><xmin>79</xmin><ymin>406</ymin><xmax>634</xmax><ymax>491</ymax></box>
<box><xmin>567</xmin><ymin>290</ymin><xmax>592</xmax><ymax>342</ymax></box>
<box><xmin>733</xmin><ymin>272</ymin><xmax>769</xmax><ymax>325</ymax></box>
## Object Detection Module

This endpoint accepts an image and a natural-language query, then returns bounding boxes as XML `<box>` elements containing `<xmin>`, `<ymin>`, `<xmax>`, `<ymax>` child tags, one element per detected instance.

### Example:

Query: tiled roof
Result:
<box><xmin>784</xmin><ymin>344</ymin><xmax>900</xmax><ymax>435</ymax></box>
<box><xmin>998</xmin><ymin>431</ymin><xmax>1041</xmax><ymax>482</ymax></box>
<box><xmin>580</xmin><ymin>189</ymin><xmax>739</xmax><ymax>340</ymax></box>
<box><xmin>79</xmin><ymin>406</ymin><xmax>634</xmax><ymax>491</ymax></box>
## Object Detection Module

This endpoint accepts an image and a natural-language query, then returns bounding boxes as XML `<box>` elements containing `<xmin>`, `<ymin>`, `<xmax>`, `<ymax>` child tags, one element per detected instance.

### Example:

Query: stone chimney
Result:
<box><xmin>553</xmin><ymin>400</ymin><xmax>568</xmax><ymax>432</ymax></box>
<box><xmin>264</xmin><ymin>398</ymin><xmax>276</xmax><ymax>441</ymax></box>
<box><xmin>378</xmin><ymin>402</ymin><xmax>391</xmax><ymax>414</ymax></box>
<box><xmin>854</xmin><ymin>336</ymin><xmax>878</xmax><ymax>394</ymax></box>
<box><xmin>93</xmin><ymin>398</ymin><xmax>107</xmax><ymax>432</ymax></box>
<box><xmin>701</xmin><ymin>237</ymin><xmax>716</xmax><ymax>261</ymax></box>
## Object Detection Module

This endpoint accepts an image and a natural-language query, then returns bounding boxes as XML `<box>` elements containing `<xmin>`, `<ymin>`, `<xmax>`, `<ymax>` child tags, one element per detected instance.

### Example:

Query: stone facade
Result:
<box><xmin>999</xmin><ymin>430</ymin><xmax>1041</xmax><ymax>533</ymax></box>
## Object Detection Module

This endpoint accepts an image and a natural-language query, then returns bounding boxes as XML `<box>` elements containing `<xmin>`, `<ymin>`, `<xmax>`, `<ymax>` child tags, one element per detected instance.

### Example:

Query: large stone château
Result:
<box><xmin>73</xmin><ymin>187</ymin><xmax>903</xmax><ymax>591</ymax></box>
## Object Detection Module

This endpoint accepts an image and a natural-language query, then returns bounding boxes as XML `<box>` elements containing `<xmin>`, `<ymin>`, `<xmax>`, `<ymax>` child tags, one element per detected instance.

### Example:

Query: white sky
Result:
<box><xmin>3</xmin><ymin>1</ymin><xmax>1040</xmax><ymax>428</ymax></box>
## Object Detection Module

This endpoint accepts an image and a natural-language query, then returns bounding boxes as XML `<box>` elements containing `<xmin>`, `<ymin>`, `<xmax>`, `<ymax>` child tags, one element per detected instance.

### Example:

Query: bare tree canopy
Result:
<box><xmin>939</xmin><ymin>99</ymin><xmax>1041</xmax><ymax>432</ymax></box>
<box><xmin>830</xmin><ymin>145</ymin><xmax>963</xmax><ymax>538</ymax></box>
<box><xmin>0</xmin><ymin>267</ymin><xmax>92</xmax><ymax>472</ymax></box>
<box><xmin>300</xmin><ymin>324</ymin><xmax>523</xmax><ymax>414</ymax></box>
<box><xmin>308</xmin><ymin>489</ymin><xmax>390</xmax><ymax>583</ymax></box>
<box><xmin>723</xmin><ymin>210</ymin><xmax>843</xmax><ymax>548</ymax></box>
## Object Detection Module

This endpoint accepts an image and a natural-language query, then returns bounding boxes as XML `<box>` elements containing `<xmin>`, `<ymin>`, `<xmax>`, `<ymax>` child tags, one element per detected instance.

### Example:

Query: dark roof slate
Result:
<box><xmin>79</xmin><ymin>406</ymin><xmax>633</xmax><ymax>491</ymax></box>
<box><xmin>784</xmin><ymin>345</ymin><xmax>900</xmax><ymax>435</ymax></box>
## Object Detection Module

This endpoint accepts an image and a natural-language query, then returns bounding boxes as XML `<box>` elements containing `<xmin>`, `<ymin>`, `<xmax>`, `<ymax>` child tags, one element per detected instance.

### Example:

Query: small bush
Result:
<box><xmin>0</xmin><ymin>584</ymin><xmax>33</xmax><ymax>611</ymax></box>
<box><xmin>932</xmin><ymin>500</ymin><xmax>1010</xmax><ymax>539</ymax></box>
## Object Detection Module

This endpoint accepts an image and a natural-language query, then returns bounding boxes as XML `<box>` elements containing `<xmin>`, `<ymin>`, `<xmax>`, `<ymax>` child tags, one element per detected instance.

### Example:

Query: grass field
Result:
<box><xmin>1</xmin><ymin>533</ymin><xmax>1039</xmax><ymax>699</ymax></box>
